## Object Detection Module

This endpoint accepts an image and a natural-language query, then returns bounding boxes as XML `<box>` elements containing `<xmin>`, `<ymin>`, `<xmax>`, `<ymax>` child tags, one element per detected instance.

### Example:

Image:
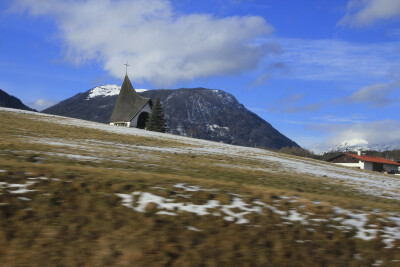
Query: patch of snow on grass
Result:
<box><xmin>174</xmin><ymin>193</ymin><xmax>191</xmax><ymax>199</ymax></box>
<box><xmin>179</xmin><ymin>200</ymin><xmax>220</xmax><ymax>216</ymax></box>
<box><xmin>114</xmin><ymin>194</ymin><xmax>133</xmax><ymax>209</ymax></box>
<box><xmin>381</xmin><ymin>226</ymin><xmax>400</xmax><ymax>248</ymax></box>
<box><xmin>7</xmin><ymin>181</ymin><xmax>37</xmax><ymax>194</ymax></box>
<box><xmin>173</xmin><ymin>183</ymin><xmax>218</xmax><ymax>192</ymax></box>
<box><xmin>355</xmin><ymin>228</ymin><xmax>378</xmax><ymax>241</ymax></box>
<box><xmin>220</xmin><ymin>197</ymin><xmax>262</xmax><ymax>224</ymax></box>
<box><xmin>45</xmin><ymin>152</ymin><xmax>99</xmax><ymax>161</ymax></box>
<box><xmin>185</xmin><ymin>225</ymin><xmax>201</xmax><ymax>231</ymax></box>
<box><xmin>17</xmin><ymin>197</ymin><xmax>31</xmax><ymax>201</ymax></box>
<box><xmin>157</xmin><ymin>211</ymin><xmax>177</xmax><ymax>216</ymax></box>
<box><xmin>173</xmin><ymin>183</ymin><xmax>201</xmax><ymax>192</ymax></box>
<box><xmin>0</xmin><ymin>177</ymin><xmax>61</xmax><ymax>204</ymax></box>
<box><xmin>116</xmin><ymin>191</ymin><xmax>261</xmax><ymax>224</ymax></box>
<box><xmin>31</xmin><ymin>177</ymin><xmax>48</xmax><ymax>180</ymax></box>
<box><xmin>372</xmin><ymin>260</ymin><xmax>384</xmax><ymax>266</ymax></box>
<box><xmin>253</xmin><ymin>200</ymin><xmax>287</xmax><ymax>216</ymax></box>
<box><xmin>284</xmin><ymin>209</ymin><xmax>308</xmax><ymax>224</ymax></box>
<box><xmin>114</xmin><ymin>189</ymin><xmax>400</xmax><ymax>247</ymax></box>
<box><xmin>332</xmin><ymin>206</ymin><xmax>400</xmax><ymax>246</ymax></box>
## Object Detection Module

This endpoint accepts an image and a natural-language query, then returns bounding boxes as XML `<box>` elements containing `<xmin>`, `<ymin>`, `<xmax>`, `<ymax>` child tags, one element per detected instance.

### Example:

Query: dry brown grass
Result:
<box><xmin>0</xmin><ymin>110</ymin><xmax>399</xmax><ymax>266</ymax></box>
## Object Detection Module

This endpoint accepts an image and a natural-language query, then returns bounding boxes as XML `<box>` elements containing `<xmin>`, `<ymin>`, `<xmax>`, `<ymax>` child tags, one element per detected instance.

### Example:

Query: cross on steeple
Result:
<box><xmin>124</xmin><ymin>61</ymin><xmax>130</xmax><ymax>75</ymax></box>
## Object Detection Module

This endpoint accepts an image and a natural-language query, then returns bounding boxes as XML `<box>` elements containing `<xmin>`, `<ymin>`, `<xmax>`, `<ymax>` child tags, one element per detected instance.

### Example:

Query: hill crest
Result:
<box><xmin>43</xmin><ymin>86</ymin><xmax>298</xmax><ymax>150</ymax></box>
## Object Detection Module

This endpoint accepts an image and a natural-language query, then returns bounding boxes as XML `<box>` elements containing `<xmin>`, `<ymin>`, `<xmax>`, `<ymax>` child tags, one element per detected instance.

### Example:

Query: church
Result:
<box><xmin>109</xmin><ymin>74</ymin><xmax>152</xmax><ymax>128</ymax></box>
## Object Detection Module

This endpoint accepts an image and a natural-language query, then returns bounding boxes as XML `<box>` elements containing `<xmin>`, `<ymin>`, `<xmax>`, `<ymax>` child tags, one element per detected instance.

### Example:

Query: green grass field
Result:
<box><xmin>0</xmin><ymin>109</ymin><xmax>399</xmax><ymax>266</ymax></box>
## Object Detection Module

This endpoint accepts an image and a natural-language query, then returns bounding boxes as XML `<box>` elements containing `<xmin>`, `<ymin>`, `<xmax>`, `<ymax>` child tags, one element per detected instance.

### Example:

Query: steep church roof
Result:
<box><xmin>110</xmin><ymin>75</ymin><xmax>151</xmax><ymax>123</ymax></box>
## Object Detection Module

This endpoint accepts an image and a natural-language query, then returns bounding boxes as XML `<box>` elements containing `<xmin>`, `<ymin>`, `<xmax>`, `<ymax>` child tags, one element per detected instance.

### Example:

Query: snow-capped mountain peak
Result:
<box><xmin>340</xmin><ymin>139</ymin><xmax>368</xmax><ymax>147</ymax></box>
<box><xmin>327</xmin><ymin>139</ymin><xmax>399</xmax><ymax>153</ymax></box>
<box><xmin>87</xmin><ymin>85</ymin><xmax>147</xmax><ymax>99</ymax></box>
<box><xmin>87</xmin><ymin>85</ymin><xmax>120</xmax><ymax>99</ymax></box>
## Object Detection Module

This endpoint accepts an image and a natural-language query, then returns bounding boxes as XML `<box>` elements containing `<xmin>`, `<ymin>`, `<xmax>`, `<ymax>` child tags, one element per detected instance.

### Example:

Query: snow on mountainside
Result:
<box><xmin>87</xmin><ymin>85</ymin><xmax>147</xmax><ymax>99</ymax></box>
<box><xmin>327</xmin><ymin>139</ymin><xmax>400</xmax><ymax>153</ymax></box>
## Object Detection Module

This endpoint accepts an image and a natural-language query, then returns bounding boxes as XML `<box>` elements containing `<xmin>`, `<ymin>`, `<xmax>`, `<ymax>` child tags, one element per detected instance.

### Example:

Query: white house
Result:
<box><xmin>327</xmin><ymin>152</ymin><xmax>400</xmax><ymax>174</ymax></box>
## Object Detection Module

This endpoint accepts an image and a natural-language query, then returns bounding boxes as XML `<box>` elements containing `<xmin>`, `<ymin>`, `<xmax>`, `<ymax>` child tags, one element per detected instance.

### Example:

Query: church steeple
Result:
<box><xmin>109</xmin><ymin>65</ymin><xmax>152</xmax><ymax>127</ymax></box>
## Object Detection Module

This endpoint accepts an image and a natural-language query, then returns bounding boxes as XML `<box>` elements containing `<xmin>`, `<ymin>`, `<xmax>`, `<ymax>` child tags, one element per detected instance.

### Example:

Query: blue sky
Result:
<box><xmin>1</xmin><ymin>0</ymin><xmax>400</xmax><ymax>152</ymax></box>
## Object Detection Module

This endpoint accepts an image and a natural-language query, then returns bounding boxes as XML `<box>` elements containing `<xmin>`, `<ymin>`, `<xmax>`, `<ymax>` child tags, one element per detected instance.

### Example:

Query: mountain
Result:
<box><xmin>327</xmin><ymin>139</ymin><xmax>400</xmax><ymax>153</ymax></box>
<box><xmin>43</xmin><ymin>85</ymin><xmax>298</xmax><ymax>150</ymax></box>
<box><xmin>0</xmin><ymin>89</ymin><xmax>36</xmax><ymax>111</ymax></box>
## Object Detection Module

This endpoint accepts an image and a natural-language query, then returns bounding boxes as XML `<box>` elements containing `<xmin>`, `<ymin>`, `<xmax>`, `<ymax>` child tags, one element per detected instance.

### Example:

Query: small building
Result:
<box><xmin>110</xmin><ymin>74</ymin><xmax>152</xmax><ymax>128</ymax></box>
<box><xmin>327</xmin><ymin>151</ymin><xmax>400</xmax><ymax>174</ymax></box>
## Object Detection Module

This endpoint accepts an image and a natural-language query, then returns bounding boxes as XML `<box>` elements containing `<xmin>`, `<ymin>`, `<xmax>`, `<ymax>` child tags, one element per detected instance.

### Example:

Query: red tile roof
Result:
<box><xmin>345</xmin><ymin>153</ymin><xmax>400</xmax><ymax>166</ymax></box>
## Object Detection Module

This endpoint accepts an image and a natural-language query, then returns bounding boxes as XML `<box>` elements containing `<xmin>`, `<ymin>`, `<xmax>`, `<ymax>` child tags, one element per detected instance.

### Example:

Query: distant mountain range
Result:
<box><xmin>327</xmin><ymin>139</ymin><xmax>400</xmax><ymax>153</ymax></box>
<box><xmin>0</xmin><ymin>89</ymin><xmax>36</xmax><ymax>112</ymax></box>
<box><xmin>43</xmin><ymin>85</ymin><xmax>299</xmax><ymax>150</ymax></box>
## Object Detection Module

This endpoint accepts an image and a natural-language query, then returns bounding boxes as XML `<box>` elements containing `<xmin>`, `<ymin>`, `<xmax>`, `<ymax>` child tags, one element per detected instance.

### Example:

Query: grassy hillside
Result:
<box><xmin>0</xmin><ymin>108</ymin><xmax>399</xmax><ymax>266</ymax></box>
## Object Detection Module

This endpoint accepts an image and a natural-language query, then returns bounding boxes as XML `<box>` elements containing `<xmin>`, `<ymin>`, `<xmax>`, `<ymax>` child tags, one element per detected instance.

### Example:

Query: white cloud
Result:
<box><xmin>270</xmin><ymin>93</ymin><xmax>322</xmax><ymax>114</ymax></box>
<box><xmin>271</xmin><ymin>38</ymin><xmax>400</xmax><ymax>82</ymax></box>
<box><xmin>28</xmin><ymin>99</ymin><xmax>58</xmax><ymax>111</ymax></box>
<box><xmin>251</xmin><ymin>73</ymin><xmax>270</xmax><ymax>86</ymax></box>
<box><xmin>11</xmin><ymin>0</ymin><xmax>274</xmax><ymax>86</ymax></box>
<box><xmin>339</xmin><ymin>0</ymin><xmax>400</xmax><ymax>27</ymax></box>
<box><xmin>249</xmin><ymin>61</ymin><xmax>289</xmax><ymax>87</ymax></box>
<box><xmin>311</xmin><ymin>114</ymin><xmax>368</xmax><ymax>124</ymax></box>
<box><xmin>311</xmin><ymin>120</ymin><xmax>400</xmax><ymax>153</ymax></box>
<box><xmin>339</xmin><ymin>79</ymin><xmax>400</xmax><ymax>108</ymax></box>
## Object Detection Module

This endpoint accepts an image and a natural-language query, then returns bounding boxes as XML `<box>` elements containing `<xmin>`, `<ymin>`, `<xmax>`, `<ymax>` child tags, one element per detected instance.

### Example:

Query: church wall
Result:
<box><xmin>130</xmin><ymin>102</ymin><xmax>152</xmax><ymax>127</ymax></box>
<box><xmin>110</xmin><ymin>122</ymin><xmax>130</xmax><ymax>127</ymax></box>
